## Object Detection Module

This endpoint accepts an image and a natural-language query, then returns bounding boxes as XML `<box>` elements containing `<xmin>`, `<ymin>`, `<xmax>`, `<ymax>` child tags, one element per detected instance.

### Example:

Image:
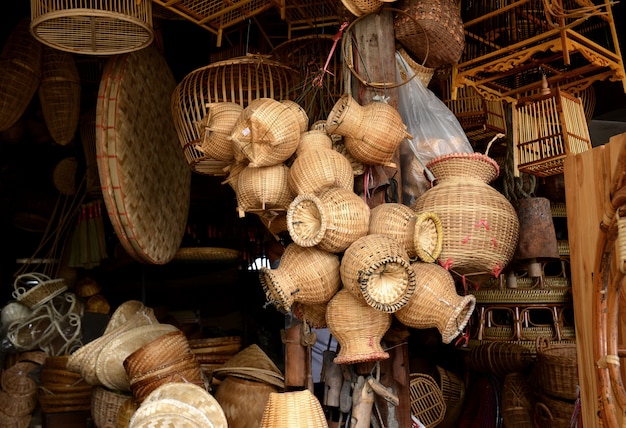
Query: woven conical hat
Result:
<box><xmin>212</xmin><ymin>344</ymin><xmax>284</xmax><ymax>388</ymax></box>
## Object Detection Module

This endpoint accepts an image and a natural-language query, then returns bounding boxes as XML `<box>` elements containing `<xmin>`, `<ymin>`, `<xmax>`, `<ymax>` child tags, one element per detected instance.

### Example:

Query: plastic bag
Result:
<box><xmin>395</xmin><ymin>51</ymin><xmax>473</xmax><ymax>206</ymax></box>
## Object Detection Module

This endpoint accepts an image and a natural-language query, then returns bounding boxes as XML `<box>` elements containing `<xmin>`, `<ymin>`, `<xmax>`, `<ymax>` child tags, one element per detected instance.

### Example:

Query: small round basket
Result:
<box><xmin>12</xmin><ymin>273</ymin><xmax>67</xmax><ymax>310</ymax></box>
<box><xmin>260</xmin><ymin>389</ymin><xmax>328</xmax><ymax>428</ymax></box>
<box><xmin>1</xmin><ymin>362</ymin><xmax>38</xmax><ymax>397</ymax></box>
<box><xmin>409</xmin><ymin>373</ymin><xmax>447</xmax><ymax>427</ymax></box>
<box><xmin>340</xmin><ymin>234</ymin><xmax>416</xmax><ymax>313</ymax></box>
<box><xmin>0</xmin><ymin>389</ymin><xmax>37</xmax><ymax>417</ymax></box>
<box><xmin>295</xmin><ymin>130</ymin><xmax>333</xmax><ymax>156</ymax></box>
<box><xmin>287</xmin><ymin>186</ymin><xmax>370</xmax><ymax>253</ymax></box>
<box><xmin>535</xmin><ymin>337</ymin><xmax>578</xmax><ymax>400</ymax></box>
<box><xmin>30</xmin><ymin>0</ymin><xmax>154</xmax><ymax>55</ymax></box>
<box><xmin>124</xmin><ymin>330</ymin><xmax>193</xmax><ymax>378</ymax></box>
<box><xmin>326</xmin><ymin>289</ymin><xmax>391</xmax><ymax>365</ymax></box>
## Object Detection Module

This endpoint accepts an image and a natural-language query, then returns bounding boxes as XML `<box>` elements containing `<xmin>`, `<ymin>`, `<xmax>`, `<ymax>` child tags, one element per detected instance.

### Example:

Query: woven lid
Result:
<box><xmin>142</xmin><ymin>383</ymin><xmax>227</xmax><ymax>427</ymax></box>
<box><xmin>95</xmin><ymin>323</ymin><xmax>179</xmax><ymax>391</ymax></box>
<box><xmin>129</xmin><ymin>398</ymin><xmax>212</xmax><ymax>427</ymax></box>
<box><xmin>260</xmin><ymin>389</ymin><xmax>328</xmax><ymax>428</ymax></box>
<box><xmin>100</xmin><ymin>45</ymin><xmax>191</xmax><ymax>264</ymax></box>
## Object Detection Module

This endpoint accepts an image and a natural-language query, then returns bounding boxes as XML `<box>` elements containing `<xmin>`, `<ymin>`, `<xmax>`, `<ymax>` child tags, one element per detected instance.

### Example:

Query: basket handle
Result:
<box><xmin>343</xmin><ymin>7</ymin><xmax>427</xmax><ymax>90</ymax></box>
<box><xmin>13</xmin><ymin>273</ymin><xmax>51</xmax><ymax>291</ymax></box>
<box><xmin>536</xmin><ymin>336</ymin><xmax>551</xmax><ymax>353</ymax></box>
<box><xmin>535</xmin><ymin>402</ymin><xmax>554</xmax><ymax>420</ymax></box>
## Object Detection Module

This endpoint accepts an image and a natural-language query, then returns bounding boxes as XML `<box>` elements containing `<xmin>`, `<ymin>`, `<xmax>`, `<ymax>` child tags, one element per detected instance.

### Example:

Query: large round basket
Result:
<box><xmin>535</xmin><ymin>338</ymin><xmax>579</xmax><ymax>400</ymax></box>
<box><xmin>412</xmin><ymin>153</ymin><xmax>519</xmax><ymax>278</ymax></box>
<box><xmin>326</xmin><ymin>288</ymin><xmax>391</xmax><ymax>365</ymax></box>
<box><xmin>340</xmin><ymin>234</ymin><xmax>416</xmax><ymax>313</ymax></box>
<box><xmin>171</xmin><ymin>55</ymin><xmax>299</xmax><ymax>175</ymax></box>
<box><xmin>260</xmin><ymin>389</ymin><xmax>328</xmax><ymax>428</ymax></box>
<box><xmin>215</xmin><ymin>375</ymin><xmax>279</xmax><ymax>428</ymax></box>
<box><xmin>394</xmin><ymin>0</ymin><xmax>465</xmax><ymax>68</ymax></box>
<box><xmin>0</xmin><ymin>19</ymin><xmax>42</xmax><ymax>132</ymax></box>
<box><xmin>30</xmin><ymin>0</ymin><xmax>154</xmax><ymax>55</ymax></box>
<box><xmin>287</xmin><ymin>186</ymin><xmax>370</xmax><ymax>253</ymax></box>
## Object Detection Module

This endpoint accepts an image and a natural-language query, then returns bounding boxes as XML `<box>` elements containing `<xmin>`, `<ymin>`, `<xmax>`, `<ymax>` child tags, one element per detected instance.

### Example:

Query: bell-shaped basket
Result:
<box><xmin>287</xmin><ymin>186</ymin><xmax>370</xmax><ymax>253</ymax></box>
<box><xmin>288</xmin><ymin>149</ymin><xmax>354</xmax><ymax>197</ymax></box>
<box><xmin>340</xmin><ymin>234</ymin><xmax>416</xmax><ymax>313</ymax></box>
<box><xmin>394</xmin><ymin>262</ymin><xmax>476</xmax><ymax>344</ymax></box>
<box><xmin>235</xmin><ymin>164</ymin><xmax>294</xmax><ymax>217</ymax></box>
<box><xmin>197</xmin><ymin>102</ymin><xmax>243</xmax><ymax>162</ymax></box>
<box><xmin>259</xmin><ymin>244</ymin><xmax>341</xmax><ymax>313</ymax></box>
<box><xmin>326</xmin><ymin>288</ymin><xmax>391</xmax><ymax>365</ymax></box>
<box><xmin>295</xmin><ymin>130</ymin><xmax>333</xmax><ymax>156</ymax></box>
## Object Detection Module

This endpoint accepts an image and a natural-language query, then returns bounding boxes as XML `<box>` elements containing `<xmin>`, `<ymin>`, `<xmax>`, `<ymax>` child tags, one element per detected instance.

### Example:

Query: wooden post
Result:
<box><xmin>347</xmin><ymin>9</ymin><xmax>411</xmax><ymax>427</ymax></box>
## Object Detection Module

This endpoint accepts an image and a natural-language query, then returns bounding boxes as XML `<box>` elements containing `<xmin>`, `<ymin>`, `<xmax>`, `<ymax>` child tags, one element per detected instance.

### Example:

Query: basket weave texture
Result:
<box><xmin>395</xmin><ymin>262</ymin><xmax>476</xmax><ymax>344</ymax></box>
<box><xmin>412</xmin><ymin>153</ymin><xmax>519</xmax><ymax>277</ymax></box>
<box><xmin>467</xmin><ymin>342</ymin><xmax>534</xmax><ymax>378</ymax></box>
<box><xmin>235</xmin><ymin>164</ymin><xmax>293</xmax><ymax>214</ymax></box>
<box><xmin>326</xmin><ymin>289</ymin><xmax>391</xmax><ymax>365</ymax></box>
<box><xmin>0</xmin><ymin>19</ymin><xmax>41</xmax><ymax>132</ymax></box>
<box><xmin>171</xmin><ymin>54</ymin><xmax>298</xmax><ymax>176</ymax></box>
<box><xmin>259</xmin><ymin>244</ymin><xmax>341</xmax><ymax>314</ymax></box>
<box><xmin>215</xmin><ymin>375</ymin><xmax>278</xmax><ymax>428</ymax></box>
<box><xmin>295</xmin><ymin>130</ymin><xmax>333</xmax><ymax>156</ymax></box>
<box><xmin>535</xmin><ymin>338</ymin><xmax>578</xmax><ymax>400</ymax></box>
<box><xmin>198</xmin><ymin>102</ymin><xmax>243</xmax><ymax>162</ymax></box>
<box><xmin>287</xmin><ymin>186</ymin><xmax>370</xmax><ymax>253</ymax></box>
<box><xmin>409</xmin><ymin>373</ymin><xmax>447</xmax><ymax>427</ymax></box>
<box><xmin>287</xmin><ymin>148</ymin><xmax>354</xmax><ymax>196</ymax></box>
<box><xmin>260</xmin><ymin>389</ymin><xmax>328</xmax><ymax>428</ymax></box>
<box><xmin>91</xmin><ymin>386</ymin><xmax>132</xmax><ymax>428</ymax></box>
<box><xmin>38</xmin><ymin>46</ymin><xmax>81</xmax><ymax>146</ymax></box>
<box><xmin>30</xmin><ymin>0</ymin><xmax>153</xmax><ymax>55</ymax></box>
<box><xmin>340</xmin><ymin>234</ymin><xmax>416</xmax><ymax>313</ymax></box>
<box><xmin>394</xmin><ymin>0</ymin><xmax>465</xmax><ymax>68</ymax></box>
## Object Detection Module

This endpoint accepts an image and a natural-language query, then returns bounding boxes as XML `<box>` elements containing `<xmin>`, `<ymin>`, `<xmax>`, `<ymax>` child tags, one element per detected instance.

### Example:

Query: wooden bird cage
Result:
<box><xmin>513</xmin><ymin>86</ymin><xmax>591</xmax><ymax>177</ymax></box>
<box><xmin>30</xmin><ymin>0</ymin><xmax>153</xmax><ymax>55</ymax></box>
<box><xmin>444</xmin><ymin>81</ymin><xmax>507</xmax><ymax>148</ymax></box>
<box><xmin>453</xmin><ymin>0</ymin><xmax>626</xmax><ymax>102</ymax></box>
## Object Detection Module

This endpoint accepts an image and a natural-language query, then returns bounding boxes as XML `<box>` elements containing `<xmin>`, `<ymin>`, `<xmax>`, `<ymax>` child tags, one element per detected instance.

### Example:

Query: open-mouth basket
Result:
<box><xmin>12</xmin><ymin>273</ymin><xmax>67</xmax><ymax>310</ymax></box>
<box><xmin>260</xmin><ymin>389</ymin><xmax>328</xmax><ymax>428</ymax></box>
<box><xmin>535</xmin><ymin>337</ymin><xmax>579</xmax><ymax>400</ymax></box>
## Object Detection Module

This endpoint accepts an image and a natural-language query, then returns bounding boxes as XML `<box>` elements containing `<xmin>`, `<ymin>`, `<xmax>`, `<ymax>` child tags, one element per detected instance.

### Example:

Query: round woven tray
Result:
<box><xmin>98</xmin><ymin>45</ymin><xmax>191</xmax><ymax>264</ymax></box>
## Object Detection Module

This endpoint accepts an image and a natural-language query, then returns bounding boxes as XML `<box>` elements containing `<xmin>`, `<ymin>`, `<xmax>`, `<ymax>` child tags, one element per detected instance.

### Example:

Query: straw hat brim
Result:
<box><xmin>213</xmin><ymin>344</ymin><xmax>282</xmax><ymax>378</ymax></box>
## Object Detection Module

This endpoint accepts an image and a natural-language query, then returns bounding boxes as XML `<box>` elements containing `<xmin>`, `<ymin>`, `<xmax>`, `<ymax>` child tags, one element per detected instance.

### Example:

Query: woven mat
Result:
<box><xmin>98</xmin><ymin>46</ymin><xmax>191</xmax><ymax>264</ymax></box>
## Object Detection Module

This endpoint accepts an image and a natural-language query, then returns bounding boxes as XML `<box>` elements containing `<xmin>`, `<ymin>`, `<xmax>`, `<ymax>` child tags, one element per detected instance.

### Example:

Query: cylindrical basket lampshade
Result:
<box><xmin>395</xmin><ymin>262</ymin><xmax>476</xmax><ymax>344</ymax></box>
<box><xmin>369</xmin><ymin>203</ymin><xmax>443</xmax><ymax>262</ymax></box>
<box><xmin>340</xmin><ymin>234</ymin><xmax>416</xmax><ymax>313</ymax></box>
<box><xmin>326</xmin><ymin>288</ymin><xmax>392</xmax><ymax>365</ymax></box>
<box><xmin>287</xmin><ymin>186</ymin><xmax>370</xmax><ymax>253</ymax></box>
<box><xmin>230</xmin><ymin>98</ymin><xmax>301</xmax><ymax>167</ymax></box>
<box><xmin>260</xmin><ymin>389</ymin><xmax>328</xmax><ymax>428</ymax></box>
<box><xmin>287</xmin><ymin>148</ymin><xmax>354</xmax><ymax>196</ymax></box>
<box><xmin>30</xmin><ymin>0</ymin><xmax>154</xmax><ymax>55</ymax></box>
<box><xmin>259</xmin><ymin>244</ymin><xmax>341</xmax><ymax>313</ymax></box>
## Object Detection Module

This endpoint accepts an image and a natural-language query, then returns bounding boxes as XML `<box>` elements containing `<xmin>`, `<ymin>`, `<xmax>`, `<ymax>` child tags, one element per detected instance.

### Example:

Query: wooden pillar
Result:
<box><xmin>348</xmin><ymin>10</ymin><xmax>411</xmax><ymax>428</ymax></box>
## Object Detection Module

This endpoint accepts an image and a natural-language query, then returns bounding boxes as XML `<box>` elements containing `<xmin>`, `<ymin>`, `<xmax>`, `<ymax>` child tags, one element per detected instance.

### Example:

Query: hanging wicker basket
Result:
<box><xmin>30</xmin><ymin>0</ymin><xmax>154</xmax><ymax>55</ymax></box>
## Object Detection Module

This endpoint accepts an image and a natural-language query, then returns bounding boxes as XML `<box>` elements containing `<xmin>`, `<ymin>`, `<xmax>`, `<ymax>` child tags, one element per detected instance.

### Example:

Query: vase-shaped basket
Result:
<box><xmin>287</xmin><ymin>148</ymin><xmax>354</xmax><ymax>196</ymax></box>
<box><xmin>197</xmin><ymin>102</ymin><xmax>243</xmax><ymax>162</ymax></box>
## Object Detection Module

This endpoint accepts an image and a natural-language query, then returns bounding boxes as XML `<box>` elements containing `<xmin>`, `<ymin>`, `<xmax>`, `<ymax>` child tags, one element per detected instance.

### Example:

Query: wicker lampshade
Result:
<box><xmin>30</xmin><ymin>0</ymin><xmax>154</xmax><ymax>55</ymax></box>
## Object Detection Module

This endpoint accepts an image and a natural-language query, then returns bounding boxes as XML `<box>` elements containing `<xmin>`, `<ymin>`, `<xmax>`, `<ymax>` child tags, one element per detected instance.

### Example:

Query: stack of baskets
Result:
<box><xmin>533</xmin><ymin>338</ymin><xmax>579</xmax><ymax>427</ymax></box>
<box><xmin>0</xmin><ymin>359</ymin><xmax>41</xmax><ymax>428</ymax></box>
<box><xmin>188</xmin><ymin>336</ymin><xmax>242</xmax><ymax>380</ymax></box>
<box><xmin>38</xmin><ymin>356</ymin><xmax>93</xmax><ymax>415</ymax></box>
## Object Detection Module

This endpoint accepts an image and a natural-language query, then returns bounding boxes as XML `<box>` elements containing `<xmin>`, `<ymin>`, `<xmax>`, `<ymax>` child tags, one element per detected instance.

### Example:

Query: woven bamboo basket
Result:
<box><xmin>434</xmin><ymin>366</ymin><xmax>465</xmax><ymax>428</ymax></box>
<box><xmin>235</xmin><ymin>164</ymin><xmax>294</xmax><ymax>216</ymax></box>
<box><xmin>326</xmin><ymin>288</ymin><xmax>391</xmax><ymax>365</ymax></box>
<box><xmin>52</xmin><ymin>156</ymin><xmax>78</xmax><ymax>195</ymax></box>
<box><xmin>259</xmin><ymin>243</ymin><xmax>341</xmax><ymax>314</ymax></box>
<box><xmin>1</xmin><ymin>362</ymin><xmax>38</xmax><ymax>397</ymax></box>
<box><xmin>287</xmin><ymin>186</ymin><xmax>370</xmax><ymax>253</ymax></box>
<box><xmin>91</xmin><ymin>386</ymin><xmax>132</xmax><ymax>428</ymax></box>
<box><xmin>0</xmin><ymin>390</ymin><xmax>37</xmax><ymax>418</ymax></box>
<box><xmin>345</xmin><ymin>100</ymin><xmax>412</xmax><ymax>167</ymax></box>
<box><xmin>340</xmin><ymin>234</ymin><xmax>416</xmax><ymax>313</ymax></box>
<box><xmin>171</xmin><ymin>55</ymin><xmax>298</xmax><ymax>175</ymax></box>
<box><xmin>395</xmin><ymin>262</ymin><xmax>476</xmax><ymax>344</ymax></box>
<box><xmin>215</xmin><ymin>375</ymin><xmax>278</xmax><ymax>428</ymax></box>
<box><xmin>281</xmin><ymin>100</ymin><xmax>309</xmax><ymax>133</ymax></box>
<box><xmin>409</xmin><ymin>373</ymin><xmax>447</xmax><ymax>427</ymax></box>
<box><xmin>30</xmin><ymin>0</ymin><xmax>153</xmax><ymax>55</ymax></box>
<box><xmin>230</xmin><ymin>98</ymin><xmax>302</xmax><ymax>167</ymax></box>
<box><xmin>394</xmin><ymin>0</ymin><xmax>465</xmax><ymax>68</ymax></box>
<box><xmin>295</xmin><ymin>130</ymin><xmax>333</xmax><ymax>156</ymax></box>
<box><xmin>0</xmin><ymin>19</ymin><xmax>42</xmax><ymax>132</ymax></box>
<box><xmin>467</xmin><ymin>342</ymin><xmax>534</xmax><ymax>378</ymax></box>
<box><xmin>123</xmin><ymin>330</ymin><xmax>193</xmax><ymax>379</ymax></box>
<box><xmin>293</xmin><ymin>301</ymin><xmax>328</xmax><ymax>329</ymax></box>
<box><xmin>535</xmin><ymin>337</ymin><xmax>578</xmax><ymax>400</ymax></box>
<box><xmin>287</xmin><ymin>148</ymin><xmax>354</xmax><ymax>196</ymax></box>
<box><xmin>11</xmin><ymin>273</ymin><xmax>67</xmax><ymax>310</ymax></box>
<box><xmin>325</xmin><ymin>93</ymin><xmax>366</xmax><ymax>138</ymax></box>
<box><xmin>0</xmin><ymin>411</ymin><xmax>30</xmax><ymax>428</ymax></box>
<box><xmin>502</xmin><ymin>372</ymin><xmax>533</xmax><ymax>411</ymax></box>
<box><xmin>116</xmin><ymin>397</ymin><xmax>138</xmax><ymax>428</ymax></box>
<box><xmin>38</xmin><ymin>387</ymin><xmax>93</xmax><ymax>413</ymax></box>
<box><xmin>128</xmin><ymin>397</ymin><xmax>221</xmax><ymax>428</ymax></box>
<box><xmin>397</xmin><ymin>46</ymin><xmax>435</xmax><ymax>88</ymax></box>
<box><xmin>369</xmin><ymin>203</ymin><xmax>443</xmax><ymax>261</ymax></box>
<box><xmin>38</xmin><ymin>46</ymin><xmax>81</xmax><ymax>146</ymax></box>
<box><xmin>197</xmin><ymin>102</ymin><xmax>243</xmax><ymax>162</ymax></box>
<box><xmin>212</xmin><ymin>344</ymin><xmax>285</xmax><ymax>389</ymax></box>
<box><xmin>340</xmin><ymin>0</ymin><xmax>385</xmax><ymax>16</ymax></box>
<box><xmin>260</xmin><ymin>389</ymin><xmax>328</xmax><ymax>428</ymax></box>
<box><xmin>535</xmin><ymin>393</ymin><xmax>576</xmax><ymax>428</ymax></box>
<box><xmin>412</xmin><ymin>153</ymin><xmax>519</xmax><ymax>277</ymax></box>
